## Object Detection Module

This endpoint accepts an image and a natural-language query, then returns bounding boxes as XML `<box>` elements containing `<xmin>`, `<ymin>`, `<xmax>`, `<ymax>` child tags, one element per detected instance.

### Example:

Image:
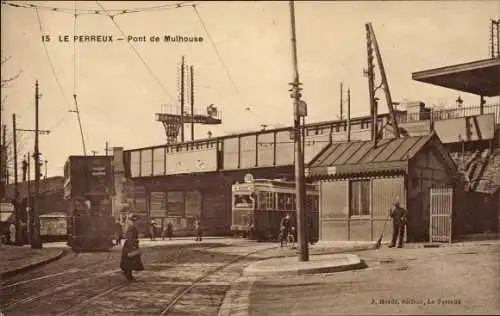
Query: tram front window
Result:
<box><xmin>234</xmin><ymin>194</ymin><xmax>254</xmax><ymax>208</ymax></box>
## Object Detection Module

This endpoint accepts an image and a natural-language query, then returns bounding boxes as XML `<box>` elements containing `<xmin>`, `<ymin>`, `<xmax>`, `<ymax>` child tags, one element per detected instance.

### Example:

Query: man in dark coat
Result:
<box><xmin>389</xmin><ymin>200</ymin><xmax>408</xmax><ymax>248</ymax></box>
<box><xmin>194</xmin><ymin>219</ymin><xmax>202</xmax><ymax>242</ymax></box>
<box><xmin>120</xmin><ymin>215</ymin><xmax>144</xmax><ymax>281</ymax></box>
<box><xmin>162</xmin><ymin>222</ymin><xmax>173</xmax><ymax>241</ymax></box>
<box><xmin>279</xmin><ymin>214</ymin><xmax>291</xmax><ymax>248</ymax></box>
<box><xmin>114</xmin><ymin>222</ymin><xmax>123</xmax><ymax>246</ymax></box>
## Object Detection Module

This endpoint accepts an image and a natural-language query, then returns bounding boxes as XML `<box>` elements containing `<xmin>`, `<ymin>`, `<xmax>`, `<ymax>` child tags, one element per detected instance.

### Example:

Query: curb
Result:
<box><xmin>0</xmin><ymin>249</ymin><xmax>67</xmax><ymax>278</ymax></box>
<box><xmin>243</xmin><ymin>254</ymin><xmax>366</xmax><ymax>277</ymax></box>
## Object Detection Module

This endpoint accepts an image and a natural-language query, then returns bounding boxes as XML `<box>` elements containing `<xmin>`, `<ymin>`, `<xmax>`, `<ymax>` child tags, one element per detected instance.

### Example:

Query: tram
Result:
<box><xmin>231</xmin><ymin>177</ymin><xmax>319</xmax><ymax>243</ymax></box>
<box><xmin>64</xmin><ymin>156</ymin><xmax>114</xmax><ymax>252</ymax></box>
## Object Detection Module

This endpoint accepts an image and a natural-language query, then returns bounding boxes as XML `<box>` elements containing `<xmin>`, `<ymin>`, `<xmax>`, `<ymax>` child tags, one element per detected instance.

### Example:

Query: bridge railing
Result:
<box><xmin>400</xmin><ymin>104</ymin><xmax>500</xmax><ymax>124</ymax></box>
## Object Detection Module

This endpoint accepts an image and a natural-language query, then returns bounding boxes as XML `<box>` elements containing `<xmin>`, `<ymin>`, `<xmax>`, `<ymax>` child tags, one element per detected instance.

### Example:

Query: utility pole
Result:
<box><xmin>366</xmin><ymin>23</ymin><xmax>377</xmax><ymax>147</ymax></box>
<box><xmin>289</xmin><ymin>0</ymin><xmax>308</xmax><ymax>262</ymax></box>
<box><xmin>44</xmin><ymin>160</ymin><xmax>47</xmax><ymax>179</ymax></box>
<box><xmin>32</xmin><ymin>80</ymin><xmax>42</xmax><ymax>249</ymax></box>
<box><xmin>27</xmin><ymin>151</ymin><xmax>31</xmax><ymax>244</ymax></box>
<box><xmin>347</xmin><ymin>87</ymin><xmax>351</xmax><ymax>142</ymax></box>
<box><xmin>13</xmin><ymin>113</ymin><xmax>22</xmax><ymax>245</ymax></box>
<box><xmin>190</xmin><ymin>65</ymin><xmax>195</xmax><ymax>141</ymax></box>
<box><xmin>2</xmin><ymin>125</ymin><xmax>6</xmax><ymax>185</ymax></box>
<box><xmin>340</xmin><ymin>82</ymin><xmax>343</xmax><ymax>120</ymax></box>
<box><xmin>105</xmin><ymin>141</ymin><xmax>109</xmax><ymax>156</ymax></box>
<box><xmin>180</xmin><ymin>56</ymin><xmax>185</xmax><ymax>143</ymax></box>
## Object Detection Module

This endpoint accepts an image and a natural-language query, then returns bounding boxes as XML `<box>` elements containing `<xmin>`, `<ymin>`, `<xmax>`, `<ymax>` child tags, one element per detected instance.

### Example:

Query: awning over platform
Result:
<box><xmin>306</xmin><ymin>134</ymin><xmax>434</xmax><ymax>179</ymax></box>
<box><xmin>412</xmin><ymin>58</ymin><xmax>500</xmax><ymax>97</ymax></box>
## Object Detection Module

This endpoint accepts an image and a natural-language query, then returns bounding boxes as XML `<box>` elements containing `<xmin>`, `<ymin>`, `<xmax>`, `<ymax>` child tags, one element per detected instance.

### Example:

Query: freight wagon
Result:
<box><xmin>64</xmin><ymin>156</ymin><xmax>114</xmax><ymax>252</ymax></box>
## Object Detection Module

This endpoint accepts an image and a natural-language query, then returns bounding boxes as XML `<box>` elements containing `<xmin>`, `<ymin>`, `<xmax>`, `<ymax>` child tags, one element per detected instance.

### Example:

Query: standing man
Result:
<box><xmin>194</xmin><ymin>218</ymin><xmax>202</xmax><ymax>242</ymax></box>
<box><xmin>149</xmin><ymin>221</ymin><xmax>156</xmax><ymax>241</ymax></box>
<box><xmin>114</xmin><ymin>222</ymin><xmax>123</xmax><ymax>246</ymax></box>
<box><xmin>9</xmin><ymin>222</ymin><xmax>16</xmax><ymax>245</ymax></box>
<box><xmin>279</xmin><ymin>214</ymin><xmax>291</xmax><ymax>248</ymax></box>
<box><xmin>389</xmin><ymin>199</ymin><xmax>408</xmax><ymax>248</ymax></box>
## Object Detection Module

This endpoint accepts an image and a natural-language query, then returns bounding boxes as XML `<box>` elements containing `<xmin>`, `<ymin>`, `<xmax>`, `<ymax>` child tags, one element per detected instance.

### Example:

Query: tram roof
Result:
<box><xmin>412</xmin><ymin>58</ymin><xmax>500</xmax><ymax>97</ymax></box>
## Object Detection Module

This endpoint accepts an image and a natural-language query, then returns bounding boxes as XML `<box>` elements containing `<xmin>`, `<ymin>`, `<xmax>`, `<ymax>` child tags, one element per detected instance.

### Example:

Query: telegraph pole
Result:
<box><xmin>27</xmin><ymin>151</ymin><xmax>31</xmax><ymax>243</ymax></box>
<box><xmin>2</xmin><ymin>125</ymin><xmax>6</xmax><ymax>185</ymax></box>
<box><xmin>347</xmin><ymin>87</ymin><xmax>351</xmax><ymax>142</ymax></box>
<box><xmin>180</xmin><ymin>56</ymin><xmax>185</xmax><ymax>143</ymax></box>
<box><xmin>289</xmin><ymin>0</ymin><xmax>308</xmax><ymax>262</ymax></box>
<box><xmin>340</xmin><ymin>82</ymin><xmax>344</xmax><ymax>120</ymax></box>
<box><xmin>44</xmin><ymin>160</ymin><xmax>47</xmax><ymax>179</ymax></box>
<box><xmin>13</xmin><ymin>113</ymin><xmax>22</xmax><ymax>244</ymax></box>
<box><xmin>190</xmin><ymin>65</ymin><xmax>195</xmax><ymax>141</ymax></box>
<box><xmin>32</xmin><ymin>80</ymin><xmax>42</xmax><ymax>249</ymax></box>
<box><xmin>105</xmin><ymin>141</ymin><xmax>109</xmax><ymax>156</ymax></box>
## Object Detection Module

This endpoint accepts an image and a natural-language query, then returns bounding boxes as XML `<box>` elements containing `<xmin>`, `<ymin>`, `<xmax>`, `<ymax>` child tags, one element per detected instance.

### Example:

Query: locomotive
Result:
<box><xmin>64</xmin><ymin>156</ymin><xmax>114</xmax><ymax>252</ymax></box>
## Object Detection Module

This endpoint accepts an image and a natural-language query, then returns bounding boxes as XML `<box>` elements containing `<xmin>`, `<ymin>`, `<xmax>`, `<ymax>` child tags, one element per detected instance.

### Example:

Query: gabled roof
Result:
<box><xmin>306</xmin><ymin>133</ymin><xmax>441</xmax><ymax>179</ymax></box>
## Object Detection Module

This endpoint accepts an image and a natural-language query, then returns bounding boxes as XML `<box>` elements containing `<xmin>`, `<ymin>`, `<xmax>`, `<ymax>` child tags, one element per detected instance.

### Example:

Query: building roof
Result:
<box><xmin>306</xmin><ymin>134</ymin><xmax>441</xmax><ymax>179</ymax></box>
<box><xmin>412</xmin><ymin>58</ymin><xmax>500</xmax><ymax>97</ymax></box>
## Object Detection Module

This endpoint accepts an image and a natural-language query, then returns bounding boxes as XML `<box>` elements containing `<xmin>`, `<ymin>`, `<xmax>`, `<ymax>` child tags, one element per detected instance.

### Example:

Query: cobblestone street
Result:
<box><xmin>1</xmin><ymin>239</ymin><xmax>277</xmax><ymax>316</ymax></box>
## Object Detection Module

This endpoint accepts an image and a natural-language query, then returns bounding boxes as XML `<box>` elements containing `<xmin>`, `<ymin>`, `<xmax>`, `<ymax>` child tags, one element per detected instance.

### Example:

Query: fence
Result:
<box><xmin>400</xmin><ymin>104</ymin><xmax>500</xmax><ymax>124</ymax></box>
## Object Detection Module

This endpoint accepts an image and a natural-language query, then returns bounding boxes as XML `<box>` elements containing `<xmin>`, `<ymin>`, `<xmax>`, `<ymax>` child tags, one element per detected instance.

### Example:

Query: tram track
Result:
<box><xmin>3</xmin><ymin>242</ymin><xmax>277</xmax><ymax>315</ymax></box>
<box><xmin>52</xmin><ymin>243</ymin><xmax>234</xmax><ymax>316</ymax></box>
<box><xmin>1</xmin><ymin>251</ymin><xmax>118</xmax><ymax>311</ymax></box>
<box><xmin>1</xmin><ymin>250</ymin><xmax>116</xmax><ymax>289</ymax></box>
<box><xmin>158</xmin><ymin>245</ymin><xmax>278</xmax><ymax>315</ymax></box>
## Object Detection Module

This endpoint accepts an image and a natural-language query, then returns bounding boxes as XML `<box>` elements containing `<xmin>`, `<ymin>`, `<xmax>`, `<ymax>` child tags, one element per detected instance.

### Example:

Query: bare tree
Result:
<box><xmin>1</xmin><ymin>53</ymin><xmax>24</xmax><ymax>186</ymax></box>
<box><xmin>1</xmin><ymin>55</ymin><xmax>22</xmax><ymax>89</ymax></box>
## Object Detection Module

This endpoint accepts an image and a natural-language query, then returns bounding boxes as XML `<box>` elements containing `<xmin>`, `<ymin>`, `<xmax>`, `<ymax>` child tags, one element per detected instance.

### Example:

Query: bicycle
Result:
<box><xmin>279</xmin><ymin>226</ymin><xmax>296</xmax><ymax>249</ymax></box>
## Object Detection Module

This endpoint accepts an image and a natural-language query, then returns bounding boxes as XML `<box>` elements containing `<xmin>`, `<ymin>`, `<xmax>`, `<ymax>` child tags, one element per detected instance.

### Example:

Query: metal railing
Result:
<box><xmin>398</xmin><ymin>104</ymin><xmax>500</xmax><ymax>124</ymax></box>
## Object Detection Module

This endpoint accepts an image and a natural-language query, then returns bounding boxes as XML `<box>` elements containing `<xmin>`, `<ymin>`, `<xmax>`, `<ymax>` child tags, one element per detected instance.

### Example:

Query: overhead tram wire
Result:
<box><xmin>95</xmin><ymin>1</ymin><xmax>178</xmax><ymax>105</ymax></box>
<box><xmin>72</xmin><ymin>1</ymin><xmax>87</xmax><ymax>156</ymax></box>
<box><xmin>3</xmin><ymin>1</ymin><xmax>195</xmax><ymax>17</ymax></box>
<box><xmin>191</xmin><ymin>4</ymin><xmax>275</xmax><ymax>127</ymax></box>
<box><xmin>34</xmin><ymin>7</ymin><xmax>76</xmax><ymax>137</ymax></box>
<box><xmin>34</xmin><ymin>8</ymin><xmax>72</xmax><ymax>113</ymax></box>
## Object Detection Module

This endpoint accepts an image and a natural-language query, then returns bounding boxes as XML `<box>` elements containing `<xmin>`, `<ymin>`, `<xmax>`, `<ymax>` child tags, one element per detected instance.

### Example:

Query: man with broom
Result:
<box><xmin>388</xmin><ymin>198</ymin><xmax>408</xmax><ymax>248</ymax></box>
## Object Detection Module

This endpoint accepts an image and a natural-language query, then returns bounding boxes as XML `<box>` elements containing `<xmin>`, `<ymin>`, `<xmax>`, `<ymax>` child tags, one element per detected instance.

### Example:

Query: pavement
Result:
<box><xmin>1</xmin><ymin>237</ymin><xmax>498</xmax><ymax>282</ymax></box>
<box><xmin>0</xmin><ymin>244</ymin><xmax>66</xmax><ymax>278</ymax></box>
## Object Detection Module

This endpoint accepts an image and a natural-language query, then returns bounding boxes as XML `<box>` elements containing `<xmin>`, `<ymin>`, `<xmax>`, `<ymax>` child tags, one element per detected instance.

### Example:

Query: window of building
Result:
<box><xmin>350</xmin><ymin>180</ymin><xmax>370</xmax><ymax>216</ymax></box>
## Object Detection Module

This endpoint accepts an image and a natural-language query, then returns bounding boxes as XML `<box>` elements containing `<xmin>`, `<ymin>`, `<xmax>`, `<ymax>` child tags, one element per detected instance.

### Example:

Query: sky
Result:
<box><xmin>1</xmin><ymin>0</ymin><xmax>499</xmax><ymax>177</ymax></box>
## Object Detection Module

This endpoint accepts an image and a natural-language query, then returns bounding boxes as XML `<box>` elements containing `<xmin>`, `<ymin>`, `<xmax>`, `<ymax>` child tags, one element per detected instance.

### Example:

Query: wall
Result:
<box><xmin>124</xmin><ymin>166</ymin><xmax>295</xmax><ymax>237</ymax></box>
<box><xmin>408</xmin><ymin>145</ymin><xmax>453</xmax><ymax>242</ymax></box>
<box><xmin>433</xmin><ymin>114</ymin><xmax>495</xmax><ymax>143</ymax></box>
<box><xmin>319</xmin><ymin>176</ymin><xmax>405</xmax><ymax>241</ymax></box>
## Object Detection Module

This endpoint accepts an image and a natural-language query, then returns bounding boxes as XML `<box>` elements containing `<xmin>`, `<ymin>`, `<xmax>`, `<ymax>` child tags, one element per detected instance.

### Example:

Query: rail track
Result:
<box><xmin>158</xmin><ymin>245</ymin><xmax>275</xmax><ymax>315</ymax></box>
<box><xmin>1</xmin><ymin>251</ymin><xmax>118</xmax><ymax>311</ymax></box>
<box><xmin>2</xmin><ymin>241</ymin><xmax>276</xmax><ymax>316</ymax></box>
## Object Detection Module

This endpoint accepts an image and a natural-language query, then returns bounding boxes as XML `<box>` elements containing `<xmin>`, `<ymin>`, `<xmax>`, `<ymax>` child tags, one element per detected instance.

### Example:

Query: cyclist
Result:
<box><xmin>279</xmin><ymin>214</ymin><xmax>291</xmax><ymax>248</ymax></box>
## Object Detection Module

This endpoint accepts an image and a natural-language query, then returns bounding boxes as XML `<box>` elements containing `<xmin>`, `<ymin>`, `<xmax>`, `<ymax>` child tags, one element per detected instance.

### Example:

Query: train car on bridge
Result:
<box><xmin>64</xmin><ymin>156</ymin><xmax>114</xmax><ymax>252</ymax></box>
<box><xmin>231</xmin><ymin>177</ymin><xmax>319</xmax><ymax>243</ymax></box>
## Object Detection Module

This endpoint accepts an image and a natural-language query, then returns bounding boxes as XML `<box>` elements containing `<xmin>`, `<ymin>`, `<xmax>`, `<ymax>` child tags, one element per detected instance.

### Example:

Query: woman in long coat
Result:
<box><xmin>120</xmin><ymin>215</ymin><xmax>144</xmax><ymax>281</ymax></box>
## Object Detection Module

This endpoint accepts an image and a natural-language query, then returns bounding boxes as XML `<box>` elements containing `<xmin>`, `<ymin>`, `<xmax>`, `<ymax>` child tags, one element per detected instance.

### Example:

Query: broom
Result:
<box><xmin>375</xmin><ymin>212</ymin><xmax>390</xmax><ymax>249</ymax></box>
